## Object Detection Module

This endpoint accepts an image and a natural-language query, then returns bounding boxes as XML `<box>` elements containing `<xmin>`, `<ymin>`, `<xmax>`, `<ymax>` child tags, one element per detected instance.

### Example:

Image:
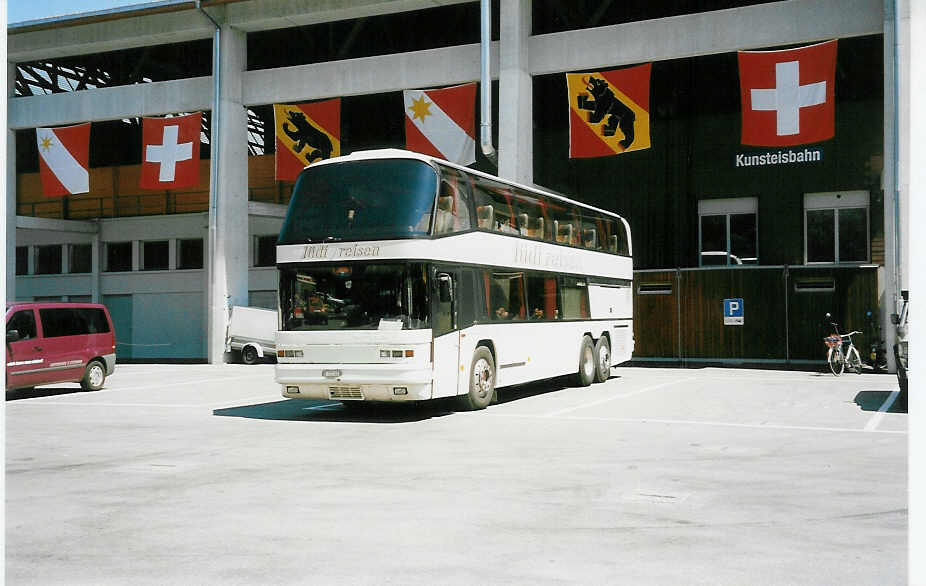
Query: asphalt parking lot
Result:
<box><xmin>6</xmin><ymin>363</ymin><xmax>908</xmax><ymax>585</ymax></box>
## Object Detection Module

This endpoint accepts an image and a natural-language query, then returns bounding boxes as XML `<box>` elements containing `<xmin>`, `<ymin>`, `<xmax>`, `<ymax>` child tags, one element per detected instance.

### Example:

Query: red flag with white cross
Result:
<box><xmin>140</xmin><ymin>113</ymin><xmax>202</xmax><ymax>189</ymax></box>
<box><xmin>738</xmin><ymin>40</ymin><xmax>837</xmax><ymax>147</ymax></box>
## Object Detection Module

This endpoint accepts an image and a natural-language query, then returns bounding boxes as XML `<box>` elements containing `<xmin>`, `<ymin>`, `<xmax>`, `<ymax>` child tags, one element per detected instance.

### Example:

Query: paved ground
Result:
<box><xmin>6</xmin><ymin>364</ymin><xmax>908</xmax><ymax>585</ymax></box>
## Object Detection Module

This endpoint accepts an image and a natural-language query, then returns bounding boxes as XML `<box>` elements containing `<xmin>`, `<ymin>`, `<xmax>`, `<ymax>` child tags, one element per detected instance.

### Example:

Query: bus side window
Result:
<box><xmin>612</xmin><ymin>219</ymin><xmax>630</xmax><ymax>255</ymax></box>
<box><xmin>526</xmin><ymin>274</ymin><xmax>559</xmax><ymax>321</ymax></box>
<box><xmin>459</xmin><ymin>269</ymin><xmax>477</xmax><ymax>328</ymax></box>
<box><xmin>560</xmin><ymin>276</ymin><xmax>590</xmax><ymax>319</ymax></box>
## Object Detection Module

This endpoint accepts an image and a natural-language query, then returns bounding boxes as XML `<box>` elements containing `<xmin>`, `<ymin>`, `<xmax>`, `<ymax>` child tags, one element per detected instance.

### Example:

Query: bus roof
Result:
<box><xmin>305</xmin><ymin>149</ymin><xmax>627</xmax><ymax>222</ymax></box>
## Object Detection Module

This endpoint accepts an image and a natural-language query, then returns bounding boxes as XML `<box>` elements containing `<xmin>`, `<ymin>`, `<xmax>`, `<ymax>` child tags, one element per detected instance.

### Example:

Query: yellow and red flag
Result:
<box><xmin>566</xmin><ymin>63</ymin><xmax>651</xmax><ymax>158</ymax></box>
<box><xmin>273</xmin><ymin>99</ymin><xmax>341</xmax><ymax>181</ymax></box>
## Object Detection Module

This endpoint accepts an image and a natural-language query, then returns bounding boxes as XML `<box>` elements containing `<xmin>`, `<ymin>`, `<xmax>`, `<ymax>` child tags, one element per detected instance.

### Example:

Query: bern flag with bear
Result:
<box><xmin>738</xmin><ymin>40</ymin><xmax>837</xmax><ymax>147</ymax></box>
<box><xmin>273</xmin><ymin>99</ymin><xmax>341</xmax><ymax>181</ymax></box>
<box><xmin>566</xmin><ymin>63</ymin><xmax>651</xmax><ymax>158</ymax></box>
<box><xmin>404</xmin><ymin>83</ymin><xmax>476</xmax><ymax>166</ymax></box>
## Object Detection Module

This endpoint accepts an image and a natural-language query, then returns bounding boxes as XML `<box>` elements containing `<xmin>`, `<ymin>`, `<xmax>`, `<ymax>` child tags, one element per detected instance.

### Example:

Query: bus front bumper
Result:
<box><xmin>275</xmin><ymin>363</ymin><xmax>433</xmax><ymax>402</ymax></box>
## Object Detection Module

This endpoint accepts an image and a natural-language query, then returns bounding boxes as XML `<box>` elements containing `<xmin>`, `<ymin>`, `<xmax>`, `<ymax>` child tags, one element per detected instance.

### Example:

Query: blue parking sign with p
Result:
<box><xmin>723</xmin><ymin>298</ymin><xmax>744</xmax><ymax>325</ymax></box>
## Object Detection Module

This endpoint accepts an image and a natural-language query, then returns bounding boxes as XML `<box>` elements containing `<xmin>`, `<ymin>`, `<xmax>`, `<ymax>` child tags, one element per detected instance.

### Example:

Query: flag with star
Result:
<box><xmin>36</xmin><ymin>123</ymin><xmax>91</xmax><ymax>197</ymax></box>
<box><xmin>404</xmin><ymin>83</ymin><xmax>476</xmax><ymax>165</ymax></box>
<box><xmin>274</xmin><ymin>99</ymin><xmax>341</xmax><ymax>181</ymax></box>
<box><xmin>566</xmin><ymin>64</ymin><xmax>651</xmax><ymax>158</ymax></box>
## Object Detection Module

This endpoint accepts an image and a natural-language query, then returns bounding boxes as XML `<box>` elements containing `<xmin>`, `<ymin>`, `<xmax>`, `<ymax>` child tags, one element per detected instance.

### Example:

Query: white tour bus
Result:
<box><xmin>275</xmin><ymin>149</ymin><xmax>633</xmax><ymax>410</ymax></box>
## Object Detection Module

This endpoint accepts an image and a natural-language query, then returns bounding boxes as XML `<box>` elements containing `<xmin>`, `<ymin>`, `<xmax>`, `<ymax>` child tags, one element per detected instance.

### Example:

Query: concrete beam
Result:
<box><xmin>7</xmin><ymin>0</ymin><xmax>474</xmax><ymax>61</ymax></box>
<box><xmin>244</xmin><ymin>43</ymin><xmax>490</xmax><ymax>105</ymax></box>
<box><xmin>226</xmin><ymin>0</ymin><xmax>474</xmax><ymax>32</ymax></box>
<box><xmin>528</xmin><ymin>0</ymin><xmax>883</xmax><ymax>75</ymax></box>
<box><xmin>8</xmin><ymin>76</ymin><xmax>212</xmax><ymax>129</ymax></box>
<box><xmin>7</xmin><ymin>9</ymin><xmax>216</xmax><ymax>62</ymax></box>
<box><xmin>248</xmin><ymin>201</ymin><xmax>288</xmax><ymax>218</ymax></box>
<box><xmin>16</xmin><ymin>216</ymin><xmax>99</xmax><ymax>233</ymax></box>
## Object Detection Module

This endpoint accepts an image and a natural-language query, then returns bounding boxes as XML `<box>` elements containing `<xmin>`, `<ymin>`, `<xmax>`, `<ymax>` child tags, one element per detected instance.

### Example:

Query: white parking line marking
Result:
<box><xmin>490</xmin><ymin>412</ymin><xmax>907</xmax><ymax>435</ymax></box>
<box><xmin>864</xmin><ymin>390</ymin><xmax>901</xmax><ymax>432</ymax></box>
<box><xmin>541</xmin><ymin>377</ymin><xmax>696</xmax><ymax>417</ymax></box>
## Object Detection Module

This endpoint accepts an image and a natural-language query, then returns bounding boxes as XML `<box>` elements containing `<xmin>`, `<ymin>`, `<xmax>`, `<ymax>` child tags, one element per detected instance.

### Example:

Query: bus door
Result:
<box><xmin>431</xmin><ymin>267</ymin><xmax>460</xmax><ymax>398</ymax></box>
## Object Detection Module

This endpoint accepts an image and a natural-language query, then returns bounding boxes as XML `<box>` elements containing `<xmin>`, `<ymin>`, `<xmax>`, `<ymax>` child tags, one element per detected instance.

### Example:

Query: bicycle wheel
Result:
<box><xmin>827</xmin><ymin>347</ymin><xmax>844</xmax><ymax>375</ymax></box>
<box><xmin>846</xmin><ymin>345</ymin><xmax>863</xmax><ymax>374</ymax></box>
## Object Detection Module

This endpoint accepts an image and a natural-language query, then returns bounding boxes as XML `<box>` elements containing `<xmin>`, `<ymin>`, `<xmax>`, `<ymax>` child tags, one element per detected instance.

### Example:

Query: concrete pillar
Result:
<box><xmin>7</xmin><ymin>63</ymin><xmax>18</xmax><ymax>303</ymax></box>
<box><xmin>498</xmin><ymin>0</ymin><xmax>533</xmax><ymax>185</ymax></box>
<box><xmin>206</xmin><ymin>23</ymin><xmax>250</xmax><ymax>364</ymax></box>
<box><xmin>882</xmin><ymin>0</ymin><xmax>900</xmax><ymax>372</ymax></box>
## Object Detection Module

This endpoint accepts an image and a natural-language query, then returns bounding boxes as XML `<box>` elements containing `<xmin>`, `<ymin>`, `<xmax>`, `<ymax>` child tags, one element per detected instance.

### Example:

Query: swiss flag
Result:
<box><xmin>738</xmin><ymin>40</ymin><xmax>837</xmax><ymax>146</ymax></box>
<box><xmin>140</xmin><ymin>113</ymin><xmax>202</xmax><ymax>189</ymax></box>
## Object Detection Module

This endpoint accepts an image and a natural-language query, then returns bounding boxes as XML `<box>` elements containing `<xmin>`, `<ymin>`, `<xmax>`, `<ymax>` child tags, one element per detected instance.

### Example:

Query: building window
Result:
<box><xmin>804</xmin><ymin>191</ymin><xmax>869</xmax><ymax>264</ymax></box>
<box><xmin>254</xmin><ymin>235</ymin><xmax>277</xmax><ymax>267</ymax></box>
<box><xmin>142</xmin><ymin>240</ymin><xmax>170</xmax><ymax>271</ymax></box>
<box><xmin>106</xmin><ymin>241</ymin><xmax>133</xmax><ymax>272</ymax></box>
<box><xmin>69</xmin><ymin>244</ymin><xmax>92</xmax><ymax>274</ymax></box>
<box><xmin>16</xmin><ymin>246</ymin><xmax>29</xmax><ymax>275</ymax></box>
<box><xmin>178</xmin><ymin>238</ymin><xmax>204</xmax><ymax>270</ymax></box>
<box><xmin>698</xmin><ymin>197</ymin><xmax>758</xmax><ymax>266</ymax></box>
<box><xmin>35</xmin><ymin>245</ymin><xmax>63</xmax><ymax>274</ymax></box>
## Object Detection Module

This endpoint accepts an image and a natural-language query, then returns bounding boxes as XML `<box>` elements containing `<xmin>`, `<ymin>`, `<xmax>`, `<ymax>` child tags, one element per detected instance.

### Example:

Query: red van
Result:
<box><xmin>6</xmin><ymin>302</ymin><xmax>117</xmax><ymax>392</ymax></box>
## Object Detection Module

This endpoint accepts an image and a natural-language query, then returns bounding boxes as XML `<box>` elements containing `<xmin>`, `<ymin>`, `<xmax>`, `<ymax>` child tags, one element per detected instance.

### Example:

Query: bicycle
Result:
<box><xmin>823</xmin><ymin>313</ymin><xmax>863</xmax><ymax>375</ymax></box>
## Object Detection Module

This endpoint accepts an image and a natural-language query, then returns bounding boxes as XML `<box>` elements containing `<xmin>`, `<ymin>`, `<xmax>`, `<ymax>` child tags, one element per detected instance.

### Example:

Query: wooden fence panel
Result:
<box><xmin>679</xmin><ymin>267</ymin><xmax>786</xmax><ymax>360</ymax></box>
<box><xmin>632</xmin><ymin>271</ymin><xmax>678</xmax><ymax>358</ymax></box>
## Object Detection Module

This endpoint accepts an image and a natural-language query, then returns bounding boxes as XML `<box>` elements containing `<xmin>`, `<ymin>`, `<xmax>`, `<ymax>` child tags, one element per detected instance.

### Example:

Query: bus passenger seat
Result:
<box><xmin>609</xmin><ymin>234</ymin><xmax>619</xmax><ymax>253</ymax></box>
<box><xmin>583</xmin><ymin>227</ymin><xmax>597</xmax><ymax>248</ymax></box>
<box><xmin>517</xmin><ymin>213</ymin><xmax>529</xmax><ymax>235</ymax></box>
<box><xmin>477</xmin><ymin>205</ymin><xmax>494</xmax><ymax>229</ymax></box>
<box><xmin>555</xmin><ymin>222</ymin><xmax>574</xmax><ymax>244</ymax></box>
<box><xmin>435</xmin><ymin>196</ymin><xmax>454</xmax><ymax>233</ymax></box>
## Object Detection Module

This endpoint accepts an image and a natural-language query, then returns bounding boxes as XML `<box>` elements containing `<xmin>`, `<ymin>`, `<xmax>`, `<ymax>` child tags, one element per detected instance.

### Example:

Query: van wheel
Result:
<box><xmin>575</xmin><ymin>336</ymin><xmax>596</xmax><ymax>387</ymax></box>
<box><xmin>81</xmin><ymin>360</ymin><xmax>106</xmax><ymax>391</ymax></box>
<box><xmin>241</xmin><ymin>346</ymin><xmax>260</xmax><ymax>365</ymax></box>
<box><xmin>594</xmin><ymin>336</ymin><xmax>611</xmax><ymax>383</ymax></box>
<box><xmin>458</xmin><ymin>346</ymin><xmax>495</xmax><ymax>411</ymax></box>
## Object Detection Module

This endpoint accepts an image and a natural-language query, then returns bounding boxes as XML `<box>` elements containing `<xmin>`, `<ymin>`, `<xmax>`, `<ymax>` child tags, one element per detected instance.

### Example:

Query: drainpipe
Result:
<box><xmin>480</xmin><ymin>0</ymin><xmax>498</xmax><ymax>166</ymax></box>
<box><xmin>196</xmin><ymin>0</ymin><xmax>223</xmax><ymax>363</ymax></box>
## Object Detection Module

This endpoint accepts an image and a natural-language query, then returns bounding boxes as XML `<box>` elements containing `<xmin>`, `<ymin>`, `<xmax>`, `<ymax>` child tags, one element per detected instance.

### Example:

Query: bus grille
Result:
<box><xmin>329</xmin><ymin>386</ymin><xmax>363</xmax><ymax>400</ymax></box>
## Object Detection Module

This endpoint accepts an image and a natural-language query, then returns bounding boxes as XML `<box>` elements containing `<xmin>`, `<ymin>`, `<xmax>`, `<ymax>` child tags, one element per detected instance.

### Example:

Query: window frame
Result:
<box><xmin>803</xmin><ymin>191</ymin><xmax>870</xmax><ymax>265</ymax></box>
<box><xmin>697</xmin><ymin>197</ymin><xmax>758</xmax><ymax>266</ymax></box>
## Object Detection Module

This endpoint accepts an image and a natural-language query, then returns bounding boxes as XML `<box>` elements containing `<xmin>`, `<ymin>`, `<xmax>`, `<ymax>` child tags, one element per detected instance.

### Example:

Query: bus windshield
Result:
<box><xmin>278</xmin><ymin>159</ymin><xmax>439</xmax><ymax>244</ymax></box>
<box><xmin>279</xmin><ymin>263</ymin><xmax>431</xmax><ymax>331</ymax></box>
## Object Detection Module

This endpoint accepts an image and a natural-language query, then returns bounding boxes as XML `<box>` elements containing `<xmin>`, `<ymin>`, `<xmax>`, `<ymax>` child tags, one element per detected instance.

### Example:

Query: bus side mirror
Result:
<box><xmin>891</xmin><ymin>313</ymin><xmax>900</xmax><ymax>325</ymax></box>
<box><xmin>437</xmin><ymin>273</ymin><xmax>453</xmax><ymax>303</ymax></box>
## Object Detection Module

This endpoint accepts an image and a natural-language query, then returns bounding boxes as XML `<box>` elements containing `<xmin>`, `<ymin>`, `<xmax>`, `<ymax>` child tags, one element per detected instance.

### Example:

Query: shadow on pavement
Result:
<box><xmin>854</xmin><ymin>390</ymin><xmax>907</xmax><ymax>413</ymax></box>
<box><xmin>6</xmin><ymin>386</ymin><xmax>88</xmax><ymax>401</ymax></box>
<box><xmin>495</xmin><ymin>376</ymin><xmax>575</xmax><ymax>404</ymax></box>
<box><xmin>215</xmin><ymin>374</ymin><xmax>608</xmax><ymax>421</ymax></box>
<box><xmin>213</xmin><ymin>398</ymin><xmax>456</xmax><ymax>423</ymax></box>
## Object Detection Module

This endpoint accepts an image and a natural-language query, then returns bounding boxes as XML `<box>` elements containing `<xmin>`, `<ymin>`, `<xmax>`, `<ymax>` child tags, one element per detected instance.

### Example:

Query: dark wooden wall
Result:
<box><xmin>632</xmin><ymin>266</ymin><xmax>879</xmax><ymax>365</ymax></box>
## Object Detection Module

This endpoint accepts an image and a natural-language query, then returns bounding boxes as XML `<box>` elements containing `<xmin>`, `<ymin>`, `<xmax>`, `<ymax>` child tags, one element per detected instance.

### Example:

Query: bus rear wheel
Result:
<box><xmin>459</xmin><ymin>346</ymin><xmax>495</xmax><ymax>411</ymax></box>
<box><xmin>594</xmin><ymin>336</ymin><xmax>611</xmax><ymax>383</ymax></box>
<box><xmin>575</xmin><ymin>336</ymin><xmax>596</xmax><ymax>387</ymax></box>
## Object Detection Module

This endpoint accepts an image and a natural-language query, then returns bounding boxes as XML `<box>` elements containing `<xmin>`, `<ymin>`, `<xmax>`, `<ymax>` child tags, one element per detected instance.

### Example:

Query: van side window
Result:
<box><xmin>39</xmin><ymin>308</ymin><xmax>110</xmax><ymax>337</ymax></box>
<box><xmin>7</xmin><ymin>310</ymin><xmax>37</xmax><ymax>340</ymax></box>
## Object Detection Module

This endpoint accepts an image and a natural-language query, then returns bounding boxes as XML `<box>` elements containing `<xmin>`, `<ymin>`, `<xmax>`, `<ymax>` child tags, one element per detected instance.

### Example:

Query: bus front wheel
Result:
<box><xmin>459</xmin><ymin>347</ymin><xmax>495</xmax><ymax>411</ymax></box>
<box><xmin>576</xmin><ymin>336</ymin><xmax>596</xmax><ymax>387</ymax></box>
